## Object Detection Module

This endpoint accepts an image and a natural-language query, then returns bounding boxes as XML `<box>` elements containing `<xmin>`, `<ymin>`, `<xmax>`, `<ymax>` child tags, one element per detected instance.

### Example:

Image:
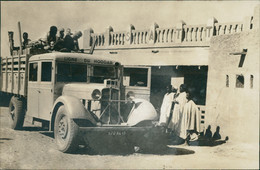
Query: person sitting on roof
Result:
<box><xmin>72</xmin><ymin>31</ymin><xmax>82</xmax><ymax>52</ymax></box>
<box><xmin>60</xmin><ymin>28</ymin><xmax>74</xmax><ymax>52</ymax></box>
<box><xmin>53</xmin><ymin>28</ymin><xmax>65</xmax><ymax>51</ymax></box>
<box><xmin>22</xmin><ymin>32</ymin><xmax>31</xmax><ymax>49</ymax></box>
<box><xmin>44</xmin><ymin>26</ymin><xmax>58</xmax><ymax>50</ymax></box>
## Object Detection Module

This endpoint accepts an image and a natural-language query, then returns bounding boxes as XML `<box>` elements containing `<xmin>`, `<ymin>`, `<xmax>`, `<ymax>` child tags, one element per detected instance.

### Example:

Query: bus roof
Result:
<box><xmin>29</xmin><ymin>52</ymin><xmax>120</xmax><ymax>66</ymax></box>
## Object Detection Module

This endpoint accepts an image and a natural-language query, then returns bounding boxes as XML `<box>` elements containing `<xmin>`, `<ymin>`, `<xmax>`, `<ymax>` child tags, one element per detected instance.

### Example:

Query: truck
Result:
<box><xmin>0</xmin><ymin>33</ymin><xmax>167</xmax><ymax>153</ymax></box>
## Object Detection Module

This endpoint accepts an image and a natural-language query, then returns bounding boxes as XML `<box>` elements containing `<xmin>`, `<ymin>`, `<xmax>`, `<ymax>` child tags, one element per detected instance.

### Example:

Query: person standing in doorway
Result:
<box><xmin>158</xmin><ymin>85</ymin><xmax>176</xmax><ymax>126</ymax></box>
<box><xmin>168</xmin><ymin>84</ymin><xmax>188</xmax><ymax>136</ymax></box>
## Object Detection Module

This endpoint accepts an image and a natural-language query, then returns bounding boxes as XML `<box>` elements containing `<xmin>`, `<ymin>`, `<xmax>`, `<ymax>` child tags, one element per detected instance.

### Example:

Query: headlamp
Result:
<box><xmin>91</xmin><ymin>89</ymin><xmax>101</xmax><ymax>100</ymax></box>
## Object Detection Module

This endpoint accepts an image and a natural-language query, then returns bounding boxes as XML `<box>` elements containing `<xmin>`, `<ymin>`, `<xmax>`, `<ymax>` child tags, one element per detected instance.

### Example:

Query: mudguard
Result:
<box><xmin>127</xmin><ymin>98</ymin><xmax>158</xmax><ymax>126</ymax></box>
<box><xmin>51</xmin><ymin>95</ymin><xmax>97</xmax><ymax>130</ymax></box>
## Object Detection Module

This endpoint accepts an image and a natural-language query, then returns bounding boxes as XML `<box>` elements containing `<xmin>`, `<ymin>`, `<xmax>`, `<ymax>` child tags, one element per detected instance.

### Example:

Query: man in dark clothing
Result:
<box><xmin>22</xmin><ymin>32</ymin><xmax>31</xmax><ymax>49</ymax></box>
<box><xmin>45</xmin><ymin>26</ymin><xmax>58</xmax><ymax>50</ymax></box>
<box><xmin>59</xmin><ymin>28</ymin><xmax>74</xmax><ymax>52</ymax></box>
<box><xmin>54</xmin><ymin>28</ymin><xmax>65</xmax><ymax>51</ymax></box>
<box><xmin>72</xmin><ymin>31</ymin><xmax>82</xmax><ymax>51</ymax></box>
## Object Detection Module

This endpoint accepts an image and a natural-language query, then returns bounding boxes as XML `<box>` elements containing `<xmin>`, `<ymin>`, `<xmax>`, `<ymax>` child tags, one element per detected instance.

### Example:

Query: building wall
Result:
<box><xmin>205</xmin><ymin>29</ymin><xmax>259</xmax><ymax>144</ymax></box>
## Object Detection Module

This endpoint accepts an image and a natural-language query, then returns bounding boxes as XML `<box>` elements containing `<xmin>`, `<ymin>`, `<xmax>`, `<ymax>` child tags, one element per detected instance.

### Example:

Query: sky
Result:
<box><xmin>1</xmin><ymin>1</ymin><xmax>259</xmax><ymax>56</ymax></box>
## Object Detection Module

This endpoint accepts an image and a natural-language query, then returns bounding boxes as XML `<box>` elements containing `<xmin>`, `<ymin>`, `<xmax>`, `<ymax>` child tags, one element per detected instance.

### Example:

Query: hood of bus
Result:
<box><xmin>62</xmin><ymin>83</ymin><xmax>105</xmax><ymax>100</ymax></box>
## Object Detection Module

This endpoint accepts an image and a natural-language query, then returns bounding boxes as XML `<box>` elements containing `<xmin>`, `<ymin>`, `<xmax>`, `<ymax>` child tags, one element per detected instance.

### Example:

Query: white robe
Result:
<box><xmin>168</xmin><ymin>92</ymin><xmax>187</xmax><ymax>135</ymax></box>
<box><xmin>179</xmin><ymin>100</ymin><xmax>201</xmax><ymax>139</ymax></box>
<box><xmin>159</xmin><ymin>92</ymin><xmax>175</xmax><ymax>124</ymax></box>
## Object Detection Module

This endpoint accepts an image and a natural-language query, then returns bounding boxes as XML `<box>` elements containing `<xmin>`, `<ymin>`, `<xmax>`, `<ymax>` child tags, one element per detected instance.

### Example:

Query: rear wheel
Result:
<box><xmin>54</xmin><ymin>106</ymin><xmax>79</xmax><ymax>153</ymax></box>
<box><xmin>9</xmin><ymin>96</ymin><xmax>25</xmax><ymax>130</ymax></box>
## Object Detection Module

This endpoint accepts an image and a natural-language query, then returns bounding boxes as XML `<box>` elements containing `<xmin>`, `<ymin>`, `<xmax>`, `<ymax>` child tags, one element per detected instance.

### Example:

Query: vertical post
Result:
<box><xmin>18</xmin><ymin>22</ymin><xmax>23</xmax><ymax>55</ymax></box>
<box><xmin>252</xmin><ymin>5</ymin><xmax>260</xmax><ymax>29</ymax></box>
<box><xmin>243</xmin><ymin>16</ymin><xmax>252</xmax><ymax>30</ymax></box>
<box><xmin>148</xmin><ymin>23</ymin><xmax>159</xmax><ymax>44</ymax></box>
<box><xmin>105</xmin><ymin>26</ymin><xmax>113</xmax><ymax>46</ymax></box>
<box><xmin>176</xmin><ymin>20</ymin><xmax>186</xmax><ymax>43</ymax></box>
<box><xmin>206</xmin><ymin>17</ymin><xmax>218</xmax><ymax>41</ymax></box>
<box><xmin>126</xmin><ymin>24</ymin><xmax>135</xmax><ymax>45</ymax></box>
<box><xmin>11</xmin><ymin>56</ymin><xmax>14</xmax><ymax>94</ymax></box>
<box><xmin>24</xmin><ymin>54</ymin><xmax>29</xmax><ymax>97</ymax></box>
<box><xmin>83</xmin><ymin>28</ymin><xmax>94</xmax><ymax>49</ymax></box>
<box><xmin>5</xmin><ymin>56</ymin><xmax>8</xmax><ymax>92</ymax></box>
<box><xmin>18</xmin><ymin>22</ymin><xmax>22</xmax><ymax>95</ymax></box>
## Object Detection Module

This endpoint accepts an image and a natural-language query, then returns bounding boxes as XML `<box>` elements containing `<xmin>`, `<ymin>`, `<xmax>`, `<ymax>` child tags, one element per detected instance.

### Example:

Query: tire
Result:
<box><xmin>54</xmin><ymin>105</ymin><xmax>79</xmax><ymax>153</ymax></box>
<box><xmin>9</xmin><ymin>96</ymin><xmax>25</xmax><ymax>130</ymax></box>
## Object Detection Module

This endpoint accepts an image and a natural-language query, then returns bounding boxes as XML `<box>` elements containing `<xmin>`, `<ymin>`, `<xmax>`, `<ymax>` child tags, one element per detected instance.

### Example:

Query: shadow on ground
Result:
<box><xmin>168</xmin><ymin>134</ymin><xmax>227</xmax><ymax>147</ymax></box>
<box><xmin>0</xmin><ymin>92</ymin><xmax>12</xmax><ymax>107</ymax></box>
<box><xmin>0</xmin><ymin>137</ymin><xmax>13</xmax><ymax>144</ymax></box>
<box><xmin>73</xmin><ymin>145</ymin><xmax>195</xmax><ymax>156</ymax></box>
<box><xmin>25</xmin><ymin>127</ymin><xmax>226</xmax><ymax>156</ymax></box>
<box><xmin>188</xmin><ymin>139</ymin><xmax>227</xmax><ymax>147</ymax></box>
<box><xmin>0</xmin><ymin>138</ymin><xmax>13</xmax><ymax>140</ymax></box>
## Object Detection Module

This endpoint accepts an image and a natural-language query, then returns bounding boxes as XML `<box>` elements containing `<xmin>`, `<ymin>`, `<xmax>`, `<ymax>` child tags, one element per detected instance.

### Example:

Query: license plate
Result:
<box><xmin>108</xmin><ymin>131</ymin><xmax>126</xmax><ymax>136</ymax></box>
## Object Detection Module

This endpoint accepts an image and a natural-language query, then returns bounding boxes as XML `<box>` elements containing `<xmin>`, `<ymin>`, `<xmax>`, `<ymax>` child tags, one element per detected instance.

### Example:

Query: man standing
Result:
<box><xmin>168</xmin><ymin>84</ymin><xmax>188</xmax><ymax>136</ymax></box>
<box><xmin>179</xmin><ymin>91</ymin><xmax>201</xmax><ymax>141</ymax></box>
<box><xmin>158</xmin><ymin>85</ymin><xmax>175</xmax><ymax>126</ymax></box>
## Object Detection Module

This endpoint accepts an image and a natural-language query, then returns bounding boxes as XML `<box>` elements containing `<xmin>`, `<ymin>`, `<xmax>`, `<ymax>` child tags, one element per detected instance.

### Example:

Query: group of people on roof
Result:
<box><xmin>44</xmin><ymin>26</ymin><xmax>82</xmax><ymax>52</ymax></box>
<box><xmin>16</xmin><ymin>26</ymin><xmax>83</xmax><ymax>53</ymax></box>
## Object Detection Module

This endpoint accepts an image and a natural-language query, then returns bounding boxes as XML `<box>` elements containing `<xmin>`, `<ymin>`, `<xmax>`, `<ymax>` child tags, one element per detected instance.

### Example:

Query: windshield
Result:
<box><xmin>90</xmin><ymin>65</ymin><xmax>116</xmax><ymax>83</ymax></box>
<box><xmin>57</xmin><ymin>63</ymin><xmax>87</xmax><ymax>82</ymax></box>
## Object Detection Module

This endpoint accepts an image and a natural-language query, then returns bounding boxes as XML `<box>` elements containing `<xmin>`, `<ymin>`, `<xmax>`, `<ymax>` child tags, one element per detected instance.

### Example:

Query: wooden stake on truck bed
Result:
<box><xmin>18</xmin><ymin>22</ymin><xmax>22</xmax><ymax>95</ymax></box>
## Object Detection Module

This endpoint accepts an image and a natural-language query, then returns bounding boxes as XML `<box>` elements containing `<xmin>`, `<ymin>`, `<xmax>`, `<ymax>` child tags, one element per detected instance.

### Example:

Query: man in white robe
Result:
<box><xmin>179</xmin><ymin>92</ymin><xmax>201</xmax><ymax>141</ymax></box>
<box><xmin>158</xmin><ymin>85</ymin><xmax>176</xmax><ymax>126</ymax></box>
<box><xmin>168</xmin><ymin>84</ymin><xmax>188</xmax><ymax>136</ymax></box>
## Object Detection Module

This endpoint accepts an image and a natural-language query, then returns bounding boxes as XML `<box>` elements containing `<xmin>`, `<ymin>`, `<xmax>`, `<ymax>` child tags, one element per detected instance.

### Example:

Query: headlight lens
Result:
<box><xmin>91</xmin><ymin>89</ymin><xmax>101</xmax><ymax>100</ymax></box>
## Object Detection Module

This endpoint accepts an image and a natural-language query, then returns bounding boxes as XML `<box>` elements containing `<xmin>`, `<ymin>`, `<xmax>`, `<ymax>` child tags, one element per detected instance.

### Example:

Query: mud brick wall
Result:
<box><xmin>205</xmin><ymin>28</ymin><xmax>259</xmax><ymax>144</ymax></box>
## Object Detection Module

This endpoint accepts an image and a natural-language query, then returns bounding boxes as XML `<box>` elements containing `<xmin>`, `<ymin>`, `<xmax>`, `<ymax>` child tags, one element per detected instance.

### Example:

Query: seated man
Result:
<box><xmin>22</xmin><ymin>32</ymin><xmax>31</xmax><ymax>49</ymax></box>
<box><xmin>44</xmin><ymin>26</ymin><xmax>58</xmax><ymax>50</ymax></box>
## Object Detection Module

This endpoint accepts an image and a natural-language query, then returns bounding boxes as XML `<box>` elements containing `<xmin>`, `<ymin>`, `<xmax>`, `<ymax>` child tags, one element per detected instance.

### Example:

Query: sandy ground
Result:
<box><xmin>0</xmin><ymin>106</ymin><xmax>259</xmax><ymax>169</ymax></box>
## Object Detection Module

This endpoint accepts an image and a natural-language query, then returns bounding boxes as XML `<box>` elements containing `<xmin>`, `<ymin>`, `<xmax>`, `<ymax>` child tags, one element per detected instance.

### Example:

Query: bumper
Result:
<box><xmin>79</xmin><ymin>126</ymin><xmax>167</xmax><ymax>151</ymax></box>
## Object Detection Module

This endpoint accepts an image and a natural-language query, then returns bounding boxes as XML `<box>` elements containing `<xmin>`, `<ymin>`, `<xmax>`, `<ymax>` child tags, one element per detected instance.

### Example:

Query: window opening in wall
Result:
<box><xmin>250</xmin><ymin>75</ymin><xmax>254</xmax><ymax>88</ymax></box>
<box><xmin>226</xmin><ymin>75</ymin><xmax>229</xmax><ymax>87</ymax></box>
<box><xmin>123</xmin><ymin>68</ymin><xmax>148</xmax><ymax>87</ymax></box>
<box><xmin>236</xmin><ymin>74</ymin><xmax>244</xmax><ymax>88</ymax></box>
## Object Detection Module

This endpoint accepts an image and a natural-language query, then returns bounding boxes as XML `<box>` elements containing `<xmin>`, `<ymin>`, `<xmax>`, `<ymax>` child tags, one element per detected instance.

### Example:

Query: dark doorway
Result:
<box><xmin>184</xmin><ymin>72</ymin><xmax>207</xmax><ymax>105</ymax></box>
<box><xmin>150</xmin><ymin>74</ymin><xmax>171</xmax><ymax>111</ymax></box>
<box><xmin>150</xmin><ymin>66</ymin><xmax>208</xmax><ymax>110</ymax></box>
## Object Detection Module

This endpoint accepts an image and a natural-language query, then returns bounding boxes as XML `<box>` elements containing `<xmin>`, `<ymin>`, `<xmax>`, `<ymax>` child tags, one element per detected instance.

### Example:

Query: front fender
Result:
<box><xmin>51</xmin><ymin>95</ymin><xmax>97</xmax><ymax>130</ymax></box>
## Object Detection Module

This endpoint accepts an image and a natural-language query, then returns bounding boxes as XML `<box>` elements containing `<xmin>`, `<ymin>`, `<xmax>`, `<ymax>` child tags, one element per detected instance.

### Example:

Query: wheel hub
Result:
<box><xmin>10</xmin><ymin>105</ymin><xmax>15</xmax><ymax>121</ymax></box>
<box><xmin>58</xmin><ymin>116</ymin><xmax>68</xmax><ymax>139</ymax></box>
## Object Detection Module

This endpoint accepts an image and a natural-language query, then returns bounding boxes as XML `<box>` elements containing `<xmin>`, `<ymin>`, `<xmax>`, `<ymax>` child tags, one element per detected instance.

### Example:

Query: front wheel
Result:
<box><xmin>54</xmin><ymin>106</ymin><xmax>79</xmax><ymax>153</ymax></box>
<box><xmin>9</xmin><ymin>96</ymin><xmax>25</xmax><ymax>130</ymax></box>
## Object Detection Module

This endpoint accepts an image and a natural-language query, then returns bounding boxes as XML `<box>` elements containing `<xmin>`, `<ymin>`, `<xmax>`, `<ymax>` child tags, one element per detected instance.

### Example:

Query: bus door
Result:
<box><xmin>27</xmin><ymin>62</ymin><xmax>40</xmax><ymax>118</ymax></box>
<box><xmin>38</xmin><ymin>61</ymin><xmax>54</xmax><ymax>120</ymax></box>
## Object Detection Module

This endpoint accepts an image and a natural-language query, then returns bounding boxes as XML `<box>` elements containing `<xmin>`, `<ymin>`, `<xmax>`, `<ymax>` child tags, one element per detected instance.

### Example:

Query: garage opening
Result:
<box><xmin>150</xmin><ymin>66</ymin><xmax>208</xmax><ymax>111</ymax></box>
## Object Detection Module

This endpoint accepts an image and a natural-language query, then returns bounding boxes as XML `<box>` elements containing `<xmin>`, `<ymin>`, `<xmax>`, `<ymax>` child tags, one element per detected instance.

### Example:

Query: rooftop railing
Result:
<box><xmin>83</xmin><ymin>5</ymin><xmax>259</xmax><ymax>50</ymax></box>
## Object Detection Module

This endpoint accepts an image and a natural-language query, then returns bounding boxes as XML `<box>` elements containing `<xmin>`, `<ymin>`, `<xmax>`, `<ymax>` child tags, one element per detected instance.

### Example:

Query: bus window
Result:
<box><xmin>90</xmin><ymin>66</ymin><xmax>116</xmax><ymax>83</ymax></box>
<box><xmin>41</xmin><ymin>62</ymin><xmax>52</xmax><ymax>82</ymax></box>
<box><xmin>57</xmin><ymin>63</ymin><xmax>87</xmax><ymax>82</ymax></box>
<box><xmin>29</xmin><ymin>63</ymin><xmax>38</xmax><ymax>82</ymax></box>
